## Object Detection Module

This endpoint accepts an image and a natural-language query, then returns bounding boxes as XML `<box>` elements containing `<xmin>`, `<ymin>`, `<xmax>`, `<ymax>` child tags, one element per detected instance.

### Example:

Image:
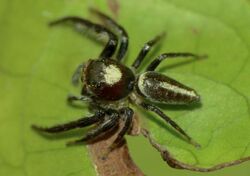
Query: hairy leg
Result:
<box><xmin>90</xmin><ymin>8</ymin><xmax>129</xmax><ymax>61</ymax></box>
<box><xmin>146</xmin><ymin>52</ymin><xmax>204</xmax><ymax>71</ymax></box>
<box><xmin>140</xmin><ymin>102</ymin><xmax>200</xmax><ymax>148</ymax></box>
<box><xmin>132</xmin><ymin>32</ymin><xmax>165</xmax><ymax>69</ymax></box>
<box><xmin>32</xmin><ymin>110</ymin><xmax>105</xmax><ymax>133</ymax></box>
<box><xmin>49</xmin><ymin>16</ymin><xmax>118</xmax><ymax>59</ymax></box>
<box><xmin>66</xmin><ymin>110</ymin><xmax>119</xmax><ymax>145</ymax></box>
<box><xmin>109</xmin><ymin>107</ymin><xmax>134</xmax><ymax>150</ymax></box>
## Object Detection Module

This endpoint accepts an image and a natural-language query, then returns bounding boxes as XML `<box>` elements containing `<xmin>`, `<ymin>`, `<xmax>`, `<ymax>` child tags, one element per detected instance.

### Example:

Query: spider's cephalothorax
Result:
<box><xmin>32</xmin><ymin>9</ymin><xmax>203</xmax><ymax>149</ymax></box>
<box><xmin>84</xmin><ymin>59</ymin><xmax>135</xmax><ymax>101</ymax></box>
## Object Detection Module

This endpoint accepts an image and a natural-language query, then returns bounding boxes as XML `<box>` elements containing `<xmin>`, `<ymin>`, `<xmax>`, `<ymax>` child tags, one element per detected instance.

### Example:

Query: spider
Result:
<box><xmin>32</xmin><ymin>9</ymin><xmax>202</xmax><ymax>149</ymax></box>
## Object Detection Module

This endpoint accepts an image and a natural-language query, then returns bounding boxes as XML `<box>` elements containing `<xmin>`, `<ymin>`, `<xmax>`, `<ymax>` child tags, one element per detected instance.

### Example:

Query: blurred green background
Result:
<box><xmin>1</xmin><ymin>0</ymin><xmax>250</xmax><ymax>175</ymax></box>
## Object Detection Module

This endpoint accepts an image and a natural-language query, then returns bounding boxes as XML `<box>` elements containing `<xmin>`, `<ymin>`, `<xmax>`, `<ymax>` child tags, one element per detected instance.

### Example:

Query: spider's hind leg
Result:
<box><xmin>49</xmin><ymin>16</ymin><xmax>118</xmax><ymax>59</ymax></box>
<box><xmin>140</xmin><ymin>102</ymin><xmax>200</xmax><ymax>148</ymax></box>
<box><xmin>146</xmin><ymin>52</ymin><xmax>205</xmax><ymax>71</ymax></box>
<box><xmin>90</xmin><ymin>8</ymin><xmax>129</xmax><ymax>61</ymax></box>
<box><xmin>132</xmin><ymin>32</ymin><xmax>165</xmax><ymax>69</ymax></box>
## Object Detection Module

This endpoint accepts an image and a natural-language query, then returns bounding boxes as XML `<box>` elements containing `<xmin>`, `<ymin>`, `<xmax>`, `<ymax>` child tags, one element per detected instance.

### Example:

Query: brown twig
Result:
<box><xmin>141</xmin><ymin>128</ymin><xmax>250</xmax><ymax>172</ymax></box>
<box><xmin>87</xmin><ymin>115</ymin><xmax>144</xmax><ymax>176</ymax></box>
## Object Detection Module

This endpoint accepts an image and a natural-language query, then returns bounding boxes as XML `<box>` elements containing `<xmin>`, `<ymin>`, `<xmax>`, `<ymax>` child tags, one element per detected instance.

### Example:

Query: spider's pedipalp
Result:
<box><xmin>90</xmin><ymin>8</ymin><xmax>129</xmax><ymax>61</ymax></box>
<box><xmin>67</xmin><ymin>94</ymin><xmax>91</xmax><ymax>103</ymax></box>
<box><xmin>49</xmin><ymin>16</ymin><xmax>118</xmax><ymax>59</ymax></box>
<box><xmin>71</xmin><ymin>64</ymin><xmax>84</xmax><ymax>86</ymax></box>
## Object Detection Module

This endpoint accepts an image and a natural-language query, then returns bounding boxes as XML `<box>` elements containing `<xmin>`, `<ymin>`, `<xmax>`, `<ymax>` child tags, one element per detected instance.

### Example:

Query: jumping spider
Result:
<box><xmin>32</xmin><ymin>9</ymin><xmax>202</xmax><ymax>149</ymax></box>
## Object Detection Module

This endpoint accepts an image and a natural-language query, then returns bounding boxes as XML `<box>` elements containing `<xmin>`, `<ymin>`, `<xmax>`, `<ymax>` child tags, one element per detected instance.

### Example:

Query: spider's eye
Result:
<box><xmin>91</xmin><ymin>81</ymin><xmax>102</xmax><ymax>88</ymax></box>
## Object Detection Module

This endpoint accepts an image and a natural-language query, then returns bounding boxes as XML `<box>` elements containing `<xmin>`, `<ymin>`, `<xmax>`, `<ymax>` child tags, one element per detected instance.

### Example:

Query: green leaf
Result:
<box><xmin>140</xmin><ymin>72</ymin><xmax>250</xmax><ymax>170</ymax></box>
<box><xmin>0</xmin><ymin>0</ymin><xmax>98</xmax><ymax>176</ymax></box>
<box><xmin>1</xmin><ymin>0</ymin><xmax>250</xmax><ymax>175</ymax></box>
<box><xmin>123</xmin><ymin>0</ymin><xmax>250</xmax><ymax>172</ymax></box>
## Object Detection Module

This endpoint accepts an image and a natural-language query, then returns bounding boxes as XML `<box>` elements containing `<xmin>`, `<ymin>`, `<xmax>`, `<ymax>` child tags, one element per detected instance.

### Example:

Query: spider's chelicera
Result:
<box><xmin>32</xmin><ymin>9</ymin><xmax>202</xmax><ymax>149</ymax></box>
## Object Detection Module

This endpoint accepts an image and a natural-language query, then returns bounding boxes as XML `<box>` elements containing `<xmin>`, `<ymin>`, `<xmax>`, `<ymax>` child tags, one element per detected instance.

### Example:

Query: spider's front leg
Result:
<box><xmin>32</xmin><ymin>110</ymin><xmax>105</xmax><ymax>133</ymax></box>
<box><xmin>109</xmin><ymin>107</ymin><xmax>134</xmax><ymax>150</ymax></box>
<box><xmin>66</xmin><ymin>109</ymin><xmax>120</xmax><ymax>146</ymax></box>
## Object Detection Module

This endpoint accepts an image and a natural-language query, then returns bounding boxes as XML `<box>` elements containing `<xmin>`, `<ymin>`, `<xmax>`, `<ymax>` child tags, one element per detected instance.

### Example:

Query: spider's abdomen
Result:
<box><xmin>136</xmin><ymin>72</ymin><xmax>200</xmax><ymax>104</ymax></box>
<box><xmin>84</xmin><ymin>59</ymin><xmax>135</xmax><ymax>101</ymax></box>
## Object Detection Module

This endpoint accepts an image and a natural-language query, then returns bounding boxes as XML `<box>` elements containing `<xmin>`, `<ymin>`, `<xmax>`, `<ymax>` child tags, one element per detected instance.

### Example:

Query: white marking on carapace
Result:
<box><xmin>104</xmin><ymin>64</ymin><xmax>122</xmax><ymax>85</ymax></box>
